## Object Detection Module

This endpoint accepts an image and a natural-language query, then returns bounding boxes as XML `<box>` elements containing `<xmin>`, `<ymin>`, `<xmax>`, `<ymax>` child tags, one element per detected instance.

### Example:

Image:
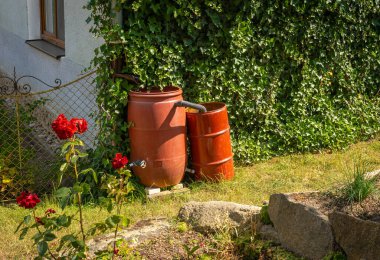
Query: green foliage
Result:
<box><xmin>176</xmin><ymin>221</ymin><xmax>188</xmax><ymax>233</ymax></box>
<box><xmin>0</xmin><ymin>155</ymin><xmax>16</xmax><ymax>192</ymax></box>
<box><xmin>341</xmin><ymin>162</ymin><xmax>378</xmax><ymax>203</ymax></box>
<box><xmin>259</xmin><ymin>205</ymin><xmax>272</xmax><ymax>225</ymax></box>
<box><xmin>183</xmin><ymin>244</ymin><xmax>200</xmax><ymax>259</ymax></box>
<box><xmin>235</xmin><ymin>235</ymin><xmax>303</xmax><ymax>260</ymax></box>
<box><xmin>87</xmin><ymin>0</ymin><xmax>380</xmax><ymax>164</ymax></box>
<box><xmin>323</xmin><ymin>251</ymin><xmax>347</xmax><ymax>260</ymax></box>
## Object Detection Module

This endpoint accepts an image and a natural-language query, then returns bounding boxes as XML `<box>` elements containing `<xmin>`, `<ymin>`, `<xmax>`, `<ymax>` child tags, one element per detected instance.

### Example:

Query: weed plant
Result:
<box><xmin>341</xmin><ymin>162</ymin><xmax>378</xmax><ymax>204</ymax></box>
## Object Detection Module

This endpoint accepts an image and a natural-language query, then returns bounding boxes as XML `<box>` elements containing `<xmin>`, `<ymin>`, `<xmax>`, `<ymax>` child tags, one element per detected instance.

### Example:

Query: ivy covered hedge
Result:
<box><xmin>87</xmin><ymin>0</ymin><xmax>380</xmax><ymax>164</ymax></box>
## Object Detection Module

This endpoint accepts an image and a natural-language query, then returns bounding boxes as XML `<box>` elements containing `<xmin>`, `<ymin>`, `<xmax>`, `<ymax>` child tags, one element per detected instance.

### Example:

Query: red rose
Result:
<box><xmin>35</xmin><ymin>217</ymin><xmax>43</xmax><ymax>225</ymax></box>
<box><xmin>52</xmin><ymin>114</ymin><xmax>77</xmax><ymax>140</ymax></box>
<box><xmin>70</xmin><ymin>118</ymin><xmax>88</xmax><ymax>134</ymax></box>
<box><xmin>112</xmin><ymin>153</ymin><xmax>129</xmax><ymax>170</ymax></box>
<box><xmin>45</xmin><ymin>208</ymin><xmax>56</xmax><ymax>216</ymax></box>
<box><xmin>16</xmin><ymin>192</ymin><xmax>41</xmax><ymax>209</ymax></box>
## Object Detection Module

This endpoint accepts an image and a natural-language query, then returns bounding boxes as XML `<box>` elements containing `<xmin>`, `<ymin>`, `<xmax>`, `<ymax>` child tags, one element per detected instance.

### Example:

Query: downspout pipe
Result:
<box><xmin>175</xmin><ymin>101</ymin><xmax>207</xmax><ymax>113</ymax></box>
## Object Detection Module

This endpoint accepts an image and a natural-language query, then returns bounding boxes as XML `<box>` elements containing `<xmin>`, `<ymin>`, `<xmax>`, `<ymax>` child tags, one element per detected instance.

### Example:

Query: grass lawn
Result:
<box><xmin>2</xmin><ymin>138</ymin><xmax>380</xmax><ymax>259</ymax></box>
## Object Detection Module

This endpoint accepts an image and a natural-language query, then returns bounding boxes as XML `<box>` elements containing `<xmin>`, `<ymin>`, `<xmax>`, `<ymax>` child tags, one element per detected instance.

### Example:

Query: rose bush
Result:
<box><xmin>16</xmin><ymin>114</ymin><xmax>136</xmax><ymax>259</ymax></box>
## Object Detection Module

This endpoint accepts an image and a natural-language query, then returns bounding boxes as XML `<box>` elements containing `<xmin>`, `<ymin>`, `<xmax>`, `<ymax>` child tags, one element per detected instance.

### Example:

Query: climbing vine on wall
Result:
<box><xmin>86</xmin><ymin>0</ymin><xmax>380</xmax><ymax>165</ymax></box>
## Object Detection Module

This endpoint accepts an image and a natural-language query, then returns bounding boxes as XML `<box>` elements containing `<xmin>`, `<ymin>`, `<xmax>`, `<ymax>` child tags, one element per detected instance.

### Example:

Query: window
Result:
<box><xmin>40</xmin><ymin>0</ymin><xmax>65</xmax><ymax>48</ymax></box>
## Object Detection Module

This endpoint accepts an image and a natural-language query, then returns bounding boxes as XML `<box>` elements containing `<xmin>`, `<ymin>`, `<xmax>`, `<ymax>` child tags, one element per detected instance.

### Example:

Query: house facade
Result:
<box><xmin>0</xmin><ymin>0</ymin><xmax>102</xmax><ymax>89</ymax></box>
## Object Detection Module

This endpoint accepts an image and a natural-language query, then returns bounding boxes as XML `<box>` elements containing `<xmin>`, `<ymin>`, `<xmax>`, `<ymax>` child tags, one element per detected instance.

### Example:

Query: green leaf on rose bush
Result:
<box><xmin>56</xmin><ymin>214</ymin><xmax>71</xmax><ymax>227</ymax></box>
<box><xmin>105</xmin><ymin>215</ymin><xmax>122</xmax><ymax>228</ymax></box>
<box><xmin>70</xmin><ymin>155</ymin><xmax>79</xmax><ymax>164</ymax></box>
<box><xmin>23</xmin><ymin>215</ymin><xmax>31</xmax><ymax>225</ymax></box>
<box><xmin>55</xmin><ymin>187</ymin><xmax>72</xmax><ymax>210</ymax></box>
<box><xmin>79</xmin><ymin>168</ymin><xmax>97</xmax><ymax>183</ymax></box>
<box><xmin>99</xmin><ymin>197</ymin><xmax>113</xmax><ymax>213</ymax></box>
<box><xmin>60</xmin><ymin>162</ymin><xmax>68</xmax><ymax>172</ymax></box>
<box><xmin>18</xmin><ymin>227</ymin><xmax>29</xmax><ymax>240</ymax></box>
<box><xmin>122</xmin><ymin>216</ymin><xmax>130</xmax><ymax>227</ymax></box>
<box><xmin>77</xmin><ymin>151</ymin><xmax>88</xmax><ymax>158</ymax></box>
<box><xmin>37</xmin><ymin>241</ymin><xmax>48</xmax><ymax>256</ymax></box>
<box><xmin>72</xmin><ymin>182</ymin><xmax>83</xmax><ymax>193</ymax></box>
<box><xmin>55</xmin><ymin>187</ymin><xmax>71</xmax><ymax>198</ymax></box>
<box><xmin>57</xmin><ymin>234</ymin><xmax>76</xmax><ymax>252</ymax></box>
<box><xmin>32</xmin><ymin>233</ymin><xmax>43</xmax><ymax>245</ymax></box>
<box><xmin>44</xmin><ymin>232</ymin><xmax>57</xmax><ymax>242</ymax></box>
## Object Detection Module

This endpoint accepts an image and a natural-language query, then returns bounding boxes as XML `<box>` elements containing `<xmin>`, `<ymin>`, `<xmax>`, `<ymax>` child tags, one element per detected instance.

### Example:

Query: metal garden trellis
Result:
<box><xmin>0</xmin><ymin>68</ymin><xmax>98</xmax><ymax>202</ymax></box>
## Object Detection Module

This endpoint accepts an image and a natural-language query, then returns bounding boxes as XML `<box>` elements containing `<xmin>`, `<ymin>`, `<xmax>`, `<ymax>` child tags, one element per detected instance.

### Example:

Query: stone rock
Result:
<box><xmin>329</xmin><ymin>211</ymin><xmax>380</xmax><ymax>260</ymax></box>
<box><xmin>178</xmin><ymin>201</ymin><xmax>261</xmax><ymax>235</ymax></box>
<box><xmin>87</xmin><ymin>218</ymin><xmax>171</xmax><ymax>257</ymax></box>
<box><xmin>268</xmin><ymin>193</ymin><xmax>334</xmax><ymax>260</ymax></box>
<box><xmin>256</xmin><ymin>223</ymin><xmax>281</xmax><ymax>244</ymax></box>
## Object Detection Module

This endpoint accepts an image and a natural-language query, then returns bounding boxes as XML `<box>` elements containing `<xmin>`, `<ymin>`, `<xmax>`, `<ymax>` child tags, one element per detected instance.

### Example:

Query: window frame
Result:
<box><xmin>40</xmin><ymin>0</ymin><xmax>65</xmax><ymax>49</ymax></box>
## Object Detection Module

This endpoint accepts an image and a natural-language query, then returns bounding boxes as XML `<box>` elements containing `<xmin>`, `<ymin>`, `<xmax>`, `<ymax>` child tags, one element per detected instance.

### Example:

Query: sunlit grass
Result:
<box><xmin>2</xmin><ymin>138</ymin><xmax>380</xmax><ymax>258</ymax></box>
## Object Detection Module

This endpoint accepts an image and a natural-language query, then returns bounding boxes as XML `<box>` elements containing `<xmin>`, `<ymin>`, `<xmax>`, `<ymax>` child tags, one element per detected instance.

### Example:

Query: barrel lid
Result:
<box><xmin>129</xmin><ymin>86</ymin><xmax>182</xmax><ymax>98</ymax></box>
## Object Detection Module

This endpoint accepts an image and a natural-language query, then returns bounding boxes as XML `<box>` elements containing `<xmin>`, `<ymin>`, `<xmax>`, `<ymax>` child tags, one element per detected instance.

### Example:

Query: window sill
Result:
<box><xmin>26</xmin><ymin>40</ymin><xmax>65</xmax><ymax>59</ymax></box>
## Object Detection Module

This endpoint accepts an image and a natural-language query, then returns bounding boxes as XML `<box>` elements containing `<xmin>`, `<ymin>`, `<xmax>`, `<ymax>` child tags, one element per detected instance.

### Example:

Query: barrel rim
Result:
<box><xmin>187</xmin><ymin>102</ymin><xmax>226</xmax><ymax>115</ymax></box>
<box><xmin>129</xmin><ymin>86</ymin><xmax>182</xmax><ymax>97</ymax></box>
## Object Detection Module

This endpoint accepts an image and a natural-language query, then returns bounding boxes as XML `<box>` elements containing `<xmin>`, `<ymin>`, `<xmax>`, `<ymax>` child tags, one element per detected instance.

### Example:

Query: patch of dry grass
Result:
<box><xmin>2</xmin><ymin>139</ymin><xmax>380</xmax><ymax>258</ymax></box>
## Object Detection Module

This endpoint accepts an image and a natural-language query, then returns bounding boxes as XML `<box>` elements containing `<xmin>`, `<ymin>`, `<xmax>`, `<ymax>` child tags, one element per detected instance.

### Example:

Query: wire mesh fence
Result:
<box><xmin>0</xmin><ymin>70</ymin><xmax>98</xmax><ymax>202</ymax></box>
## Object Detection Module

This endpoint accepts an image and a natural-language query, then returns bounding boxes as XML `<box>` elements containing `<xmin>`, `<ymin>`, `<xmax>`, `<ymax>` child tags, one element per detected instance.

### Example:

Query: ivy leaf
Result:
<box><xmin>205</xmin><ymin>10</ymin><xmax>222</xmax><ymax>28</ymax></box>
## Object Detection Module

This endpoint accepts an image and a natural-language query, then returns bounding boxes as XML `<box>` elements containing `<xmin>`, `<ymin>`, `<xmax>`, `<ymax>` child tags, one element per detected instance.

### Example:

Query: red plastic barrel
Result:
<box><xmin>128</xmin><ymin>86</ymin><xmax>186</xmax><ymax>187</ymax></box>
<box><xmin>186</xmin><ymin>102</ymin><xmax>234</xmax><ymax>181</ymax></box>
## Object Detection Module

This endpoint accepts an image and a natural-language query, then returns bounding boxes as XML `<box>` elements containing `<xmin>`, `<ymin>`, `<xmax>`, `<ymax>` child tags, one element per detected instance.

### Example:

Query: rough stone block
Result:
<box><xmin>178</xmin><ymin>201</ymin><xmax>261</xmax><ymax>235</ymax></box>
<box><xmin>268</xmin><ymin>193</ymin><xmax>334</xmax><ymax>260</ymax></box>
<box><xmin>329</xmin><ymin>211</ymin><xmax>380</xmax><ymax>260</ymax></box>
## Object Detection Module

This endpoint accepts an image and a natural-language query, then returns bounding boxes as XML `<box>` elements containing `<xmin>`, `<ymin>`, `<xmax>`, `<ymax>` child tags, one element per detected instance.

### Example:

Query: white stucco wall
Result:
<box><xmin>65</xmin><ymin>0</ymin><xmax>103</xmax><ymax>67</ymax></box>
<box><xmin>0</xmin><ymin>0</ymin><xmax>103</xmax><ymax>86</ymax></box>
<box><xmin>0</xmin><ymin>0</ymin><xmax>29</xmax><ymax>39</ymax></box>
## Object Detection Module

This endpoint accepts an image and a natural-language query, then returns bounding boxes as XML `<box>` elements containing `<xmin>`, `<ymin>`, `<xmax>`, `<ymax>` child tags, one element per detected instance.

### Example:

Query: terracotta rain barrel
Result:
<box><xmin>186</xmin><ymin>102</ymin><xmax>234</xmax><ymax>181</ymax></box>
<box><xmin>128</xmin><ymin>86</ymin><xmax>186</xmax><ymax>187</ymax></box>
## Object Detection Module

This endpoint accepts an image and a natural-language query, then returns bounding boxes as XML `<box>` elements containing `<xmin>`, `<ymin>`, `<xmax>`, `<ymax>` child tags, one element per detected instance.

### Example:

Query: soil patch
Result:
<box><xmin>292</xmin><ymin>185</ymin><xmax>380</xmax><ymax>222</ymax></box>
